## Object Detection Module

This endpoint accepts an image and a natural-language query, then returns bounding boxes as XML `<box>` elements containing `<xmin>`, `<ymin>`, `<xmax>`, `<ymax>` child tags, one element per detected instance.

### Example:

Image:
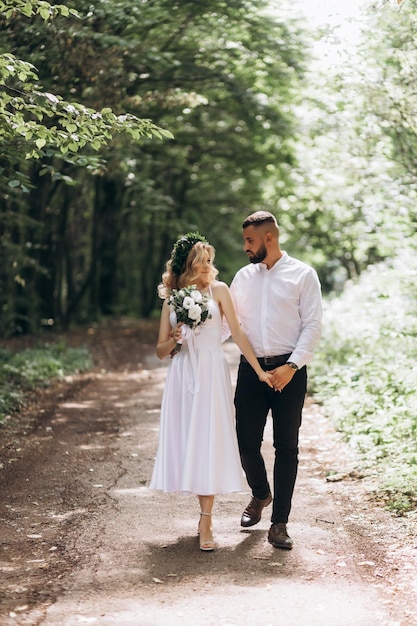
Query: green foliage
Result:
<box><xmin>0</xmin><ymin>0</ymin><xmax>306</xmax><ymax>333</ymax></box>
<box><xmin>0</xmin><ymin>341</ymin><xmax>92</xmax><ymax>422</ymax></box>
<box><xmin>303</xmin><ymin>3</ymin><xmax>417</xmax><ymax>516</ymax></box>
<box><xmin>0</xmin><ymin>52</ymin><xmax>172</xmax><ymax>166</ymax></box>
<box><xmin>310</xmin><ymin>246</ymin><xmax>417</xmax><ymax>515</ymax></box>
<box><xmin>0</xmin><ymin>0</ymin><xmax>172</xmax><ymax>174</ymax></box>
<box><xmin>0</xmin><ymin>0</ymin><xmax>174</xmax><ymax>336</ymax></box>
<box><xmin>282</xmin><ymin>1</ymin><xmax>417</xmax><ymax>293</ymax></box>
<box><xmin>0</xmin><ymin>0</ymin><xmax>77</xmax><ymax>20</ymax></box>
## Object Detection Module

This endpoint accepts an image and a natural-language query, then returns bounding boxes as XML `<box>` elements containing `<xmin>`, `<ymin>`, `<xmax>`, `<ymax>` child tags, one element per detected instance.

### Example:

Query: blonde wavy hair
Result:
<box><xmin>158</xmin><ymin>241</ymin><xmax>218</xmax><ymax>299</ymax></box>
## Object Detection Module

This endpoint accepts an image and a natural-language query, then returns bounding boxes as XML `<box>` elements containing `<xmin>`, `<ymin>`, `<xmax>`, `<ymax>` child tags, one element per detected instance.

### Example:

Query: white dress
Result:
<box><xmin>149</xmin><ymin>292</ymin><xmax>246</xmax><ymax>495</ymax></box>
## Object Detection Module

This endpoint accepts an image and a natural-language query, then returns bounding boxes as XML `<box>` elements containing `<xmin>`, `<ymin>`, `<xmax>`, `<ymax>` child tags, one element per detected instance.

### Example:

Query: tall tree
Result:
<box><xmin>1</xmin><ymin>0</ymin><xmax>307</xmax><ymax>332</ymax></box>
<box><xmin>280</xmin><ymin>1</ymin><xmax>417</xmax><ymax>291</ymax></box>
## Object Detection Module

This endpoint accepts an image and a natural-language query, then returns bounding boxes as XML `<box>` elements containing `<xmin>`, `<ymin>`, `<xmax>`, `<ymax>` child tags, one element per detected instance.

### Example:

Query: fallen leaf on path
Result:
<box><xmin>326</xmin><ymin>473</ymin><xmax>345</xmax><ymax>482</ymax></box>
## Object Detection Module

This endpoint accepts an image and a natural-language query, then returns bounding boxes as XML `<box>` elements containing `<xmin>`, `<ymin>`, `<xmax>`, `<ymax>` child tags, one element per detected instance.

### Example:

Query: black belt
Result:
<box><xmin>240</xmin><ymin>353</ymin><xmax>292</xmax><ymax>366</ymax></box>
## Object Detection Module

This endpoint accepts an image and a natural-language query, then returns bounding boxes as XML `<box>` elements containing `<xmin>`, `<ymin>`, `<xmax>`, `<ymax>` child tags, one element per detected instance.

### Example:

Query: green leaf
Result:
<box><xmin>21</xmin><ymin>5</ymin><xmax>34</xmax><ymax>17</ymax></box>
<box><xmin>39</xmin><ymin>7</ymin><xmax>51</xmax><ymax>20</ymax></box>
<box><xmin>150</xmin><ymin>129</ymin><xmax>162</xmax><ymax>140</ymax></box>
<box><xmin>158</xmin><ymin>129</ymin><xmax>174</xmax><ymax>139</ymax></box>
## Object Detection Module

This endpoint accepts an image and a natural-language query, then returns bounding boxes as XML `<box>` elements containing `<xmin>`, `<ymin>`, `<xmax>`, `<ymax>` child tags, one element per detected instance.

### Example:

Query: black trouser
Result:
<box><xmin>234</xmin><ymin>356</ymin><xmax>307</xmax><ymax>524</ymax></box>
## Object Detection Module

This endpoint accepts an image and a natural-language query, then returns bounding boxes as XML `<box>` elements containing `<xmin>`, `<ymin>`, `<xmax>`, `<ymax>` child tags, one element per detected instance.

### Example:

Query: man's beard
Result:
<box><xmin>248</xmin><ymin>244</ymin><xmax>267</xmax><ymax>264</ymax></box>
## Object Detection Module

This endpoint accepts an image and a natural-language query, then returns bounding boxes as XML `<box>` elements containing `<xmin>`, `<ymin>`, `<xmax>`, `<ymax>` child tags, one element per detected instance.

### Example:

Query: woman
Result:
<box><xmin>149</xmin><ymin>232</ymin><xmax>272</xmax><ymax>551</ymax></box>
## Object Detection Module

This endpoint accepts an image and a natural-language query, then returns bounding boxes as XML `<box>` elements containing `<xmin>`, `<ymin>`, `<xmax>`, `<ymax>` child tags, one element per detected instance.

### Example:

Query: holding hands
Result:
<box><xmin>258</xmin><ymin>370</ymin><xmax>274</xmax><ymax>388</ymax></box>
<box><xmin>270</xmin><ymin>364</ymin><xmax>297</xmax><ymax>393</ymax></box>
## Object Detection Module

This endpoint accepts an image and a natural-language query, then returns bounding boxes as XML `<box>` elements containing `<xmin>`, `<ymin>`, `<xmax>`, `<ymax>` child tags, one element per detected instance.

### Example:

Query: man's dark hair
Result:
<box><xmin>242</xmin><ymin>211</ymin><xmax>278</xmax><ymax>229</ymax></box>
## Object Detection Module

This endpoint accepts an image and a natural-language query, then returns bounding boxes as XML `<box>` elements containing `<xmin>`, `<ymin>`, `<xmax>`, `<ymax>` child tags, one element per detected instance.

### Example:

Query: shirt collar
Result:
<box><xmin>260</xmin><ymin>250</ymin><xmax>288</xmax><ymax>271</ymax></box>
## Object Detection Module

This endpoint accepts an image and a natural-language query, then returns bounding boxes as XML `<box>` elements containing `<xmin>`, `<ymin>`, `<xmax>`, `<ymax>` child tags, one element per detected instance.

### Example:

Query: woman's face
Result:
<box><xmin>194</xmin><ymin>250</ymin><xmax>212</xmax><ymax>280</ymax></box>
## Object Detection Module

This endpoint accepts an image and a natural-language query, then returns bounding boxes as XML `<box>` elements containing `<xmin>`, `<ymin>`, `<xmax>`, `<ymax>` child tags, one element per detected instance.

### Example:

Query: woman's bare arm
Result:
<box><xmin>156</xmin><ymin>300</ymin><xmax>180</xmax><ymax>359</ymax></box>
<box><xmin>214</xmin><ymin>282</ymin><xmax>273</xmax><ymax>388</ymax></box>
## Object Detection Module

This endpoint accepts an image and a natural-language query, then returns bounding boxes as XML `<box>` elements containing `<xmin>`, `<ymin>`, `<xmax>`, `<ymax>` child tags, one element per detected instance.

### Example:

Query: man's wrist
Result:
<box><xmin>286</xmin><ymin>362</ymin><xmax>298</xmax><ymax>371</ymax></box>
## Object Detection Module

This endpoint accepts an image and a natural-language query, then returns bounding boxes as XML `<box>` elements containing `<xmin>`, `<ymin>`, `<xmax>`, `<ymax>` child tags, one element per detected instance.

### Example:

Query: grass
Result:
<box><xmin>309</xmin><ymin>248</ymin><xmax>417</xmax><ymax>516</ymax></box>
<box><xmin>0</xmin><ymin>341</ymin><xmax>93</xmax><ymax>424</ymax></box>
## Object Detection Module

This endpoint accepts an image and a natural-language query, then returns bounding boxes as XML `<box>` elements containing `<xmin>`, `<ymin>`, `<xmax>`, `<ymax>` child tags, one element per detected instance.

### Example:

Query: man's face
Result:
<box><xmin>243</xmin><ymin>225</ymin><xmax>267</xmax><ymax>264</ymax></box>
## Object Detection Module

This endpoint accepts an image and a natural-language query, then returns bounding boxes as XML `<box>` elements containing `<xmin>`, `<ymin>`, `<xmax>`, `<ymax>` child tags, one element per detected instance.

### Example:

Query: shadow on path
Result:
<box><xmin>1</xmin><ymin>334</ymin><xmax>416</xmax><ymax>626</ymax></box>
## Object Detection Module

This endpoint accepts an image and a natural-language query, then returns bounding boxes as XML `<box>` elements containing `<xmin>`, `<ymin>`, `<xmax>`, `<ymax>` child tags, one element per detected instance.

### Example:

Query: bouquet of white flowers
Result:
<box><xmin>168</xmin><ymin>285</ymin><xmax>212</xmax><ymax>352</ymax></box>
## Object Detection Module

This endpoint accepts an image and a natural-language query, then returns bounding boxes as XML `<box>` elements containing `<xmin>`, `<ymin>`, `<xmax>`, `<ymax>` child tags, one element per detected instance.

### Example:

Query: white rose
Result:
<box><xmin>188</xmin><ymin>304</ymin><xmax>202</xmax><ymax>321</ymax></box>
<box><xmin>182</xmin><ymin>296</ymin><xmax>194</xmax><ymax>310</ymax></box>
<box><xmin>191</xmin><ymin>290</ymin><xmax>203</xmax><ymax>303</ymax></box>
<box><xmin>178</xmin><ymin>290</ymin><xmax>186</xmax><ymax>297</ymax></box>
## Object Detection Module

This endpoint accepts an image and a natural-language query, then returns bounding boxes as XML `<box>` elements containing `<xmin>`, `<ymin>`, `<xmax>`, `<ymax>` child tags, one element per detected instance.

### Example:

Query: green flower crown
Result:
<box><xmin>170</xmin><ymin>232</ymin><xmax>208</xmax><ymax>276</ymax></box>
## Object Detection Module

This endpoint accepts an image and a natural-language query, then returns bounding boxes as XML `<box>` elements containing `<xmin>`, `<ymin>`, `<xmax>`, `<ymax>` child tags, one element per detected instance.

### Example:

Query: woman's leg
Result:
<box><xmin>198</xmin><ymin>495</ymin><xmax>215</xmax><ymax>551</ymax></box>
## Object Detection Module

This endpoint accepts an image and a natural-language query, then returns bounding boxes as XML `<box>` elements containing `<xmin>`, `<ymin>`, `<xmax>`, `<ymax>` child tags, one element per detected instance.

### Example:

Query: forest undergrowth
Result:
<box><xmin>310</xmin><ymin>247</ymin><xmax>417</xmax><ymax>516</ymax></box>
<box><xmin>0</xmin><ymin>342</ymin><xmax>92</xmax><ymax>424</ymax></box>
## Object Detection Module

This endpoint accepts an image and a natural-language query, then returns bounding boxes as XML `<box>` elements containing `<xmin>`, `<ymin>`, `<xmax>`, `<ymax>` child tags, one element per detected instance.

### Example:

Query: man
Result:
<box><xmin>230</xmin><ymin>211</ymin><xmax>322</xmax><ymax>549</ymax></box>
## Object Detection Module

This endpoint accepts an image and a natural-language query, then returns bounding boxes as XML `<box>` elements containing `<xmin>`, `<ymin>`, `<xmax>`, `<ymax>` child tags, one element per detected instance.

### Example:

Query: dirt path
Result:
<box><xmin>1</xmin><ymin>323</ymin><xmax>416</xmax><ymax>625</ymax></box>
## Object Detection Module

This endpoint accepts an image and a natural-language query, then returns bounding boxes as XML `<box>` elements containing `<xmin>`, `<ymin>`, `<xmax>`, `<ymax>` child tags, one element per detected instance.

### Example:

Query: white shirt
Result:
<box><xmin>229</xmin><ymin>251</ymin><xmax>322</xmax><ymax>369</ymax></box>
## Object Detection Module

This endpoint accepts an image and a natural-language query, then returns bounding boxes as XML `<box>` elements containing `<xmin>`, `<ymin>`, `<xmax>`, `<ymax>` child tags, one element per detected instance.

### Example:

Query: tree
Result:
<box><xmin>0</xmin><ymin>0</ymin><xmax>172</xmax><ymax>334</ymax></box>
<box><xmin>279</xmin><ymin>0</ymin><xmax>417</xmax><ymax>291</ymax></box>
<box><xmin>0</xmin><ymin>1</ymin><xmax>171</xmax><ymax>165</ymax></box>
<box><xmin>1</xmin><ymin>0</ymin><xmax>307</xmax><ymax>333</ymax></box>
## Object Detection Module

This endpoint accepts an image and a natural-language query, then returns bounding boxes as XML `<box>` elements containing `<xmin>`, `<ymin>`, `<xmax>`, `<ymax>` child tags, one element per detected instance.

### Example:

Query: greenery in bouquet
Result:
<box><xmin>168</xmin><ymin>285</ymin><xmax>212</xmax><ymax>352</ymax></box>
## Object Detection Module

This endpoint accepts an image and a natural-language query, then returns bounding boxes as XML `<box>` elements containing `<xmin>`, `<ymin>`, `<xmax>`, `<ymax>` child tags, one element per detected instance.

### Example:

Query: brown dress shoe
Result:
<box><xmin>240</xmin><ymin>493</ymin><xmax>272</xmax><ymax>527</ymax></box>
<box><xmin>268</xmin><ymin>523</ymin><xmax>293</xmax><ymax>550</ymax></box>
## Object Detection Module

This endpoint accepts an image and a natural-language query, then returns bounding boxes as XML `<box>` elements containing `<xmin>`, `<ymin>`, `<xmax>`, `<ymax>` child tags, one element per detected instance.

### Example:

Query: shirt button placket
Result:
<box><xmin>261</xmin><ymin>269</ymin><xmax>269</xmax><ymax>355</ymax></box>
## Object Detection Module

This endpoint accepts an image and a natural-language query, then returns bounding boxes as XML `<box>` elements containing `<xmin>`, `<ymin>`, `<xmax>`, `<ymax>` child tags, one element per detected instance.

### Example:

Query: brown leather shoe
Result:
<box><xmin>268</xmin><ymin>523</ymin><xmax>293</xmax><ymax>550</ymax></box>
<box><xmin>240</xmin><ymin>493</ymin><xmax>272</xmax><ymax>527</ymax></box>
